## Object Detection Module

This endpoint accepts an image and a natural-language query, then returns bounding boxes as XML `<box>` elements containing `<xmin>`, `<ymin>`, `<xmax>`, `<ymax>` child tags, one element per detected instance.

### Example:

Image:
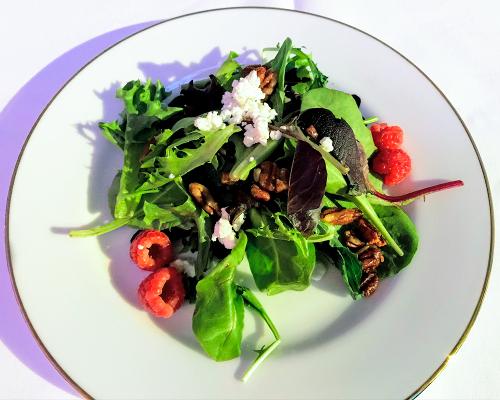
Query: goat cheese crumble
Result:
<box><xmin>319</xmin><ymin>137</ymin><xmax>334</xmax><ymax>153</ymax></box>
<box><xmin>194</xmin><ymin>111</ymin><xmax>226</xmax><ymax>131</ymax></box>
<box><xmin>269</xmin><ymin>130</ymin><xmax>282</xmax><ymax>140</ymax></box>
<box><xmin>220</xmin><ymin>70</ymin><xmax>277</xmax><ymax>147</ymax></box>
<box><xmin>212</xmin><ymin>208</ymin><xmax>236</xmax><ymax>249</ymax></box>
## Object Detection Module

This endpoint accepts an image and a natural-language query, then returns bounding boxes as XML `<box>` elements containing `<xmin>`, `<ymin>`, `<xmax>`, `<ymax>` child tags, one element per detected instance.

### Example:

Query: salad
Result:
<box><xmin>71</xmin><ymin>38</ymin><xmax>463</xmax><ymax>381</ymax></box>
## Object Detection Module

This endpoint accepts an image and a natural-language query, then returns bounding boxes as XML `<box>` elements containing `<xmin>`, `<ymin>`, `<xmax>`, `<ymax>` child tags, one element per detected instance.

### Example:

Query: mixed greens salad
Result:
<box><xmin>71</xmin><ymin>38</ymin><xmax>463</xmax><ymax>381</ymax></box>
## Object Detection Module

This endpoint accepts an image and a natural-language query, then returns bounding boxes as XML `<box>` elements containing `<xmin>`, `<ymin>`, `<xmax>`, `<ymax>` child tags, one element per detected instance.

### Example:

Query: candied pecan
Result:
<box><xmin>258</xmin><ymin>161</ymin><xmax>277</xmax><ymax>192</ymax></box>
<box><xmin>356</xmin><ymin>218</ymin><xmax>387</xmax><ymax>247</ymax></box>
<box><xmin>360</xmin><ymin>271</ymin><xmax>379</xmax><ymax>297</ymax></box>
<box><xmin>220</xmin><ymin>172</ymin><xmax>237</xmax><ymax>185</ymax></box>
<box><xmin>358</xmin><ymin>246</ymin><xmax>384</xmax><ymax>271</ymax></box>
<box><xmin>250</xmin><ymin>184</ymin><xmax>271</xmax><ymax>202</ymax></box>
<box><xmin>321</xmin><ymin>208</ymin><xmax>362</xmax><ymax>225</ymax></box>
<box><xmin>242</xmin><ymin>65</ymin><xmax>277</xmax><ymax>96</ymax></box>
<box><xmin>344</xmin><ymin>230</ymin><xmax>365</xmax><ymax>249</ymax></box>
<box><xmin>305</xmin><ymin>125</ymin><xmax>319</xmax><ymax>140</ymax></box>
<box><xmin>188</xmin><ymin>183</ymin><xmax>220</xmax><ymax>215</ymax></box>
<box><xmin>254</xmin><ymin>161</ymin><xmax>289</xmax><ymax>194</ymax></box>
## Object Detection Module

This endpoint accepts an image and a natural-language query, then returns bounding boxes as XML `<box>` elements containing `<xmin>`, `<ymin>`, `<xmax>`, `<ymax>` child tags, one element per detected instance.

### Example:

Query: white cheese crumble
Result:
<box><xmin>194</xmin><ymin>111</ymin><xmax>226</xmax><ymax>132</ymax></box>
<box><xmin>220</xmin><ymin>70</ymin><xmax>277</xmax><ymax>147</ymax></box>
<box><xmin>171</xmin><ymin>258</ymin><xmax>196</xmax><ymax>278</ymax></box>
<box><xmin>269</xmin><ymin>130</ymin><xmax>282</xmax><ymax>140</ymax></box>
<box><xmin>319</xmin><ymin>137</ymin><xmax>334</xmax><ymax>153</ymax></box>
<box><xmin>212</xmin><ymin>208</ymin><xmax>236</xmax><ymax>249</ymax></box>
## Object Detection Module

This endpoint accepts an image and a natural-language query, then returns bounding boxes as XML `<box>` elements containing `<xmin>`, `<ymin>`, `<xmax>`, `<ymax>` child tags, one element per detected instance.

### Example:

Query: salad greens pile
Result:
<box><xmin>71</xmin><ymin>38</ymin><xmax>432</xmax><ymax>380</ymax></box>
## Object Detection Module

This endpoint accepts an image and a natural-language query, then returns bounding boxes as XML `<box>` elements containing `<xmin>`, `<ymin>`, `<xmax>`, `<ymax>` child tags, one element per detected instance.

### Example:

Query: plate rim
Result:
<box><xmin>4</xmin><ymin>6</ymin><xmax>495</xmax><ymax>400</ymax></box>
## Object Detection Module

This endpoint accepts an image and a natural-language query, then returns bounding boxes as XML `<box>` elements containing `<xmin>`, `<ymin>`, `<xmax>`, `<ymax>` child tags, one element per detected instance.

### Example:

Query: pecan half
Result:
<box><xmin>242</xmin><ymin>65</ymin><xmax>277</xmax><ymax>96</ymax></box>
<box><xmin>344</xmin><ymin>230</ymin><xmax>365</xmax><ymax>249</ymax></box>
<box><xmin>358</xmin><ymin>246</ymin><xmax>384</xmax><ymax>271</ymax></box>
<box><xmin>305</xmin><ymin>125</ymin><xmax>319</xmax><ymax>140</ymax></box>
<box><xmin>321</xmin><ymin>208</ymin><xmax>362</xmax><ymax>225</ymax></box>
<box><xmin>220</xmin><ymin>172</ymin><xmax>238</xmax><ymax>185</ymax></box>
<box><xmin>188</xmin><ymin>183</ymin><xmax>220</xmax><ymax>215</ymax></box>
<box><xmin>254</xmin><ymin>161</ymin><xmax>289</xmax><ymax>194</ymax></box>
<box><xmin>360</xmin><ymin>272</ymin><xmax>379</xmax><ymax>297</ymax></box>
<box><xmin>250</xmin><ymin>184</ymin><xmax>271</xmax><ymax>202</ymax></box>
<box><xmin>356</xmin><ymin>218</ymin><xmax>387</xmax><ymax>247</ymax></box>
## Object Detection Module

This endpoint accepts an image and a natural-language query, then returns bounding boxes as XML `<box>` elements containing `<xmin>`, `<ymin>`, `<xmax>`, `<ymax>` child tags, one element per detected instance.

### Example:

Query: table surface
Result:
<box><xmin>1</xmin><ymin>1</ymin><xmax>498</xmax><ymax>399</ymax></box>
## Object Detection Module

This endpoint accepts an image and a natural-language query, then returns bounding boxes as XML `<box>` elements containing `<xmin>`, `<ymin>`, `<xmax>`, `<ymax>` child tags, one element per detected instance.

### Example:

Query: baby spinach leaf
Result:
<box><xmin>372</xmin><ymin>205</ymin><xmax>419</xmax><ymax>278</ymax></box>
<box><xmin>332</xmin><ymin>247</ymin><xmax>363</xmax><ymax>300</ymax></box>
<box><xmin>192</xmin><ymin>233</ymin><xmax>248</xmax><ymax>361</ymax></box>
<box><xmin>287</xmin><ymin>141</ymin><xmax>327</xmax><ymax>235</ymax></box>
<box><xmin>301</xmin><ymin>88</ymin><xmax>376</xmax><ymax>157</ymax></box>
<box><xmin>246</xmin><ymin>210</ymin><xmax>316</xmax><ymax>295</ymax></box>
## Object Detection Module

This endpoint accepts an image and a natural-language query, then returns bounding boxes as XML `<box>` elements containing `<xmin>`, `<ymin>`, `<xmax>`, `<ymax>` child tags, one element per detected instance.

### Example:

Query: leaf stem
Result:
<box><xmin>69</xmin><ymin>218</ymin><xmax>130</xmax><ymax>237</ymax></box>
<box><xmin>242</xmin><ymin>339</ymin><xmax>281</xmax><ymax>382</ymax></box>
<box><xmin>363</xmin><ymin>116</ymin><xmax>379</xmax><ymax>125</ymax></box>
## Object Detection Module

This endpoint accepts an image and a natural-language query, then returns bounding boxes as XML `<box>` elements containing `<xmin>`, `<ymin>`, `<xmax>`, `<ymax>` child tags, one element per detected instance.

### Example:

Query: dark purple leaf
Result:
<box><xmin>287</xmin><ymin>141</ymin><xmax>327</xmax><ymax>235</ymax></box>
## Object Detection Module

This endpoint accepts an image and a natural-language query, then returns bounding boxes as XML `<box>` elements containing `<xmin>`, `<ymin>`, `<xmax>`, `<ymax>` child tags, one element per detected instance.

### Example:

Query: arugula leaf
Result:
<box><xmin>215</xmin><ymin>51</ymin><xmax>242</xmax><ymax>90</ymax></box>
<box><xmin>99</xmin><ymin>120</ymin><xmax>124</xmax><ymax>149</ymax></box>
<box><xmin>154</xmin><ymin>124</ymin><xmax>240</xmax><ymax>177</ymax></box>
<box><xmin>268</xmin><ymin>38</ymin><xmax>293</xmax><ymax>119</ymax></box>
<box><xmin>109</xmin><ymin>80</ymin><xmax>182</xmax><ymax>219</ymax></box>
<box><xmin>192</xmin><ymin>233</ymin><xmax>247</xmax><ymax>361</ymax></box>
<box><xmin>301</xmin><ymin>87</ymin><xmax>377</xmax><ymax>157</ymax></box>
<box><xmin>246</xmin><ymin>210</ymin><xmax>316</xmax><ymax>295</ymax></box>
<box><xmin>288</xmin><ymin>47</ymin><xmax>328</xmax><ymax>95</ymax></box>
<box><xmin>372</xmin><ymin>205</ymin><xmax>419</xmax><ymax>278</ymax></box>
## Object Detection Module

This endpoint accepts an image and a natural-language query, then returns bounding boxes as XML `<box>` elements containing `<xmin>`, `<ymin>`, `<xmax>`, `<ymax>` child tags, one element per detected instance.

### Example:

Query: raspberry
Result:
<box><xmin>370</xmin><ymin>123</ymin><xmax>403</xmax><ymax>150</ymax></box>
<box><xmin>130</xmin><ymin>230</ymin><xmax>174</xmax><ymax>271</ymax></box>
<box><xmin>371</xmin><ymin>148</ymin><xmax>411</xmax><ymax>186</ymax></box>
<box><xmin>138</xmin><ymin>267</ymin><xmax>185</xmax><ymax>318</ymax></box>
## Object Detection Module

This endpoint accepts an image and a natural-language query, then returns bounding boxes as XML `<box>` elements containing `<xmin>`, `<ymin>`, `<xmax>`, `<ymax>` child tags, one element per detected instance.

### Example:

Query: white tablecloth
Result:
<box><xmin>1</xmin><ymin>1</ymin><xmax>498</xmax><ymax>398</ymax></box>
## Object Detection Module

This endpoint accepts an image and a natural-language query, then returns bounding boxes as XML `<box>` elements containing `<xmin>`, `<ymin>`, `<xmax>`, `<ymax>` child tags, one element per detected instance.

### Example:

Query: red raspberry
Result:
<box><xmin>138</xmin><ymin>267</ymin><xmax>185</xmax><ymax>318</ymax></box>
<box><xmin>371</xmin><ymin>148</ymin><xmax>411</xmax><ymax>186</ymax></box>
<box><xmin>370</xmin><ymin>123</ymin><xmax>404</xmax><ymax>150</ymax></box>
<box><xmin>130</xmin><ymin>230</ymin><xmax>174</xmax><ymax>271</ymax></box>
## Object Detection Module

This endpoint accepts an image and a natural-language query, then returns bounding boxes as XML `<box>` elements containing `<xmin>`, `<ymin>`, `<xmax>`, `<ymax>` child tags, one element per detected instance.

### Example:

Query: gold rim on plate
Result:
<box><xmin>4</xmin><ymin>7</ymin><xmax>495</xmax><ymax>400</ymax></box>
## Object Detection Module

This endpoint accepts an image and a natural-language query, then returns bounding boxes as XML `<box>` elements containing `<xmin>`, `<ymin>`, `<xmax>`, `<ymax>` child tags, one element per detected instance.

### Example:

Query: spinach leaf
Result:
<box><xmin>372</xmin><ymin>205</ymin><xmax>419</xmax><ymax>278</ymax></box>
<box><xmin>215</xmin><ymin>51</ymin><xmax>241</xmax><ymax>90</ymax></box>
<box><xmin>288</xmin><ymin>47</ymin><xmax>328</xmax><ymax>95</ymax></box>
<box><xmin>287</xmin><ymin>141</ymin><xmax>327</xmax><ymax>235</ymax></box>
<box><xmin>192</xmin><ymin>233</ymin><xmax>248</xmax><ymax>361</ymax></box>
<box><xmin>332</xmin><ymin>247</ymin><xmax>363</xmax><ymax>299</ymax></box>
<box><xmin>246</xmin><ymin>210</ymin><xmax>316</xmax><ymax>295</ymax></box>
<box><xmin>301</xmin><ymin>87</ymin><xmax>376</xmax><ymax>157</ymax></box>
<box><xmin>268</xmin><ymin>38</ymin><xmax>293</xmax><ymax>119</ymax></box>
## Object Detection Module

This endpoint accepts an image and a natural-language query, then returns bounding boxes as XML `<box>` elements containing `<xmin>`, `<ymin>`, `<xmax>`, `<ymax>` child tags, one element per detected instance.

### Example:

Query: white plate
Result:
<box><xmin>7</xmin><ymin>7</ymin><xmax>493</xmax><ymax>400</ymax></box>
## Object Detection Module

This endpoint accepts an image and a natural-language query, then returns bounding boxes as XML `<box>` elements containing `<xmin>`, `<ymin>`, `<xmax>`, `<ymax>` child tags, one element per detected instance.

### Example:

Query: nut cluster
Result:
<box><xmin>321</xmin><ymin>208</ymin><xmax>387</xmax><ymax>297</ymax></box>
<box><xmin>242</xmin><ymin>65</ymin><xmax>278</xmax><ymax>96</ymax></box>
<box><xmin>188</xmin><ymin>183</ymin><xmax>220</xmax><ymax>215</ymax></box>
<box><xmin>250</xmin><ymin>161</ymin><xmax>289</xmax><ymax>202</ymax></box>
